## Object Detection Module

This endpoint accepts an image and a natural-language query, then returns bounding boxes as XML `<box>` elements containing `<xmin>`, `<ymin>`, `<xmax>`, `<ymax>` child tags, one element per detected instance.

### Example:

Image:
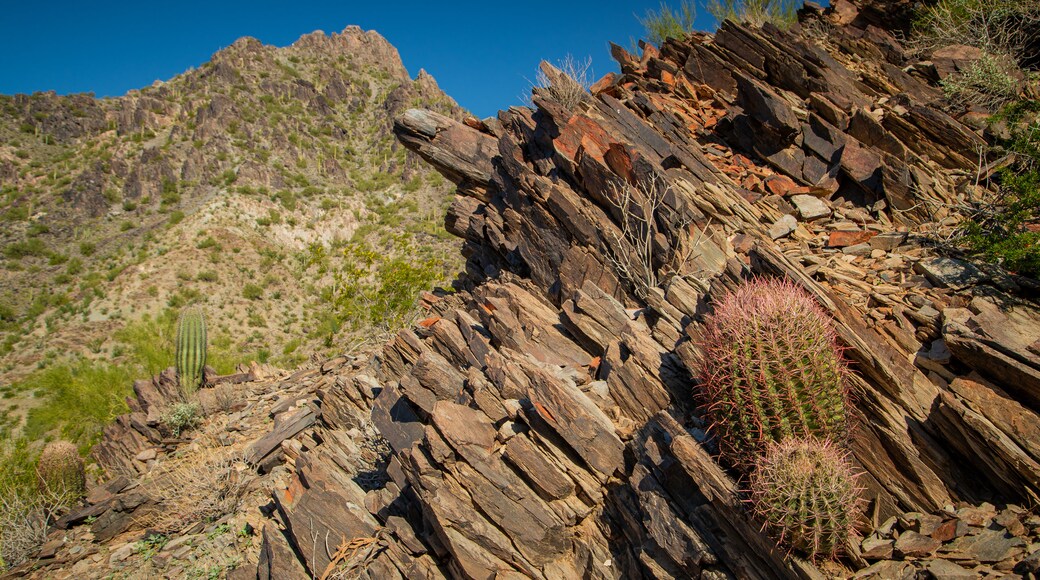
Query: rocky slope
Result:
<box><xmin>0</xmin><ymin>26</ymin><xmax>464</xmax><ymax>390</ymax></box>
<box><xmin>12</xmin><ymin>2</ymin><xmax>1040</xmax><ymax>579</ymax></box>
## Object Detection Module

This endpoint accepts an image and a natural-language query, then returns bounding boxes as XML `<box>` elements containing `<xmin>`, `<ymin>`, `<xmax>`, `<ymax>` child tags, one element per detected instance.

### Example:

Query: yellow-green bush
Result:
<box><xmin>639</xmin><ymin>1</ymin><xmax>697</xmax><ymax>44</ymax></box>
<box><xmin>707</xmin><ymin>0</ymin><xmax>799</xmax><ymax>29</ymax></box>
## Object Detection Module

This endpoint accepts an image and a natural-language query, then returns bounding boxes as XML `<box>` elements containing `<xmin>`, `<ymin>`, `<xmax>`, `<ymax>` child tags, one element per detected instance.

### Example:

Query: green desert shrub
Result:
<box><xmin>697</xmin><ymin>277</ymin><xmax>850</xmax><ymax>469</ymax></box>
<box><xmin>707</xmin><ymin>0</ymin><xmax>800</xmax><ymax>28</ymax></box>
<box><xmin>639</xmin><ymin>1</ymin><xmax>698</xmax><ymax>45</ymax></box>
<box><xmin>960</xmin><ymin>99</ymin><xmax>1040</xmax><ymax>277</ymax></box>
<box><xmin>241</xmin><ymin>283</ymin><xmax>263</xmax><ymax>300</ymax></box>
<box><xmin>913</xmin><ymin>0</ymin><xmax>1038</xmax><ymax>64</ymax></box>
<box><xmin>20</xmin><ymin>361</ymin><xmax>135</xmax><ymax>448</ymax></box>
<box><xmin>161</xmin><ymin>402</ymin><xmax>201</xmax><ymax>437</ymax></box>
<box><xmin>941</xmin><ymin>53</ymin><xmax>1020</xmax><ymax>109</ymax></box>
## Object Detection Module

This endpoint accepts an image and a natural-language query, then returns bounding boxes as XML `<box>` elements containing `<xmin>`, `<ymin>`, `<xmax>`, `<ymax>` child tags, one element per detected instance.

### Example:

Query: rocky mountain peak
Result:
<box><xmin>288</xmin><ymin>26</ymin><xmax>411</xmax><ymax>81</ymax></box>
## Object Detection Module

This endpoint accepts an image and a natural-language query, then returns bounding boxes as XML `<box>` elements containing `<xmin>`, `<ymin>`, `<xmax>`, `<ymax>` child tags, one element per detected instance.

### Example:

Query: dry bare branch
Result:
<box><xmin>134</xmin><ymin>442</ymin><xmax>250</xmax><ymax>533</ymax></box>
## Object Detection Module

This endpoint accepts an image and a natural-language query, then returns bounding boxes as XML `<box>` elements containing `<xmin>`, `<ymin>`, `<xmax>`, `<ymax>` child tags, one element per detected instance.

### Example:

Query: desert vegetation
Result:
<box><xmin>908</xmin><ymin>0</ymin><xmax>1040</xmax><ymax>275</ymax></box>
<box><xmin>706</xmin><ymin>0</ymin><xmax>800</xmax><ymax>28</ymax></box>
<box><xmin>0</xmin><ymin>28</ymin><xmax>465</xmax><ymax>531</ymax></box>
<box><xmin>639</xmin><ymin>1</ymin><xmax>699</xmax><ymax>44</ymax></box>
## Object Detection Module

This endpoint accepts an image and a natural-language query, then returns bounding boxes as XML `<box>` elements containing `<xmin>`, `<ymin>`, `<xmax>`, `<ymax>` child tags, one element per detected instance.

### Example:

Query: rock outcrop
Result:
<box><xmin>243</xmin><ymin>6</ymin><xmax>1040</xmax><ymax>580</ymax></box>
<box><xmin>19</xmin><ymin>5</ymin><xmax>1040</xmax><ymax>580</ymax></box>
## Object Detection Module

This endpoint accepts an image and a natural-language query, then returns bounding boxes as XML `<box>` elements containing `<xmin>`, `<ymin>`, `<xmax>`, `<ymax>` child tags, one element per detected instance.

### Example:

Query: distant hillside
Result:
<box><xmin>0</xmin><ymin>26</ymin><xmax>465</xmax><ymax>439</ymax></box>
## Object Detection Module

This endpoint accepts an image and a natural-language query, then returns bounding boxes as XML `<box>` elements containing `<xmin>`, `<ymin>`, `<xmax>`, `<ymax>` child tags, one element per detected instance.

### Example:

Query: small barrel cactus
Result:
<box><xmin>698</xmin><ymin>277</ymin><xmax>850</xmax><ymax>469</ymax></box>
<box><xmin>749</xmin><ymin>437</ymin><xmax>861</xmax><ymax>560</ymax></box>
<box><xmin>37</xmin><ymin>440</ymin><xmax>86</xmax><ymax>498</ymax></box>
<box><xmin>176</xmin><ymin>305</ymin><xmax>207</xmax><ymax>396</ymax></box>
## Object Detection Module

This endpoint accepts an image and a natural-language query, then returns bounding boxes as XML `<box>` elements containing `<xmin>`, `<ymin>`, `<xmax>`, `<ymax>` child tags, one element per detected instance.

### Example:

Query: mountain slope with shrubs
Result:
<box><xmin>0</xmin><ymin>27</ymin><xmax>465</xmax><ymax>456</ymax></box>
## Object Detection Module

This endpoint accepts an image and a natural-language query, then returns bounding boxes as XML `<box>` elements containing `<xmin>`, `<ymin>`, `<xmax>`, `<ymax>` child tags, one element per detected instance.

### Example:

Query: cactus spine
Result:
<box><xmin>749</xmin><ymin>437</ymin><xmax>861</xmax><ymax>560</ymax></box>
<box><xmin>37</xmin><ymin>440</ymin><xmax>86</xmax><ymax>498</ymax></box>
<box><xmin>698</xmin><ymin>277</ymin><xmax>850</xmax><ymax>469</ymax></box>
<box><xmin>176</xmin><ymin>305</ymin><xmax>207</xmax><ymax>396</ymax></box>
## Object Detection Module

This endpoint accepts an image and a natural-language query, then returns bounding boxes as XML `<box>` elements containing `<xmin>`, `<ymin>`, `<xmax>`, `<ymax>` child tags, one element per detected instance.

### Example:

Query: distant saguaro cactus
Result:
<box><xmin>698</xmin><ymin>277</ymin><xmax>849</xmax><ymax>469</ymax></box>
<box><xmin>37</xmin><ymin>440</ymin><xmax>85</xmax><ymax>498</ymax></box>
<box><xmin>749</xmin><ymin>437</ymin><xmax>861</xmax><ymax>560</ymax></box>
<box><xmin>175</xmin><ymin>305</ymin><xmax>207</xmax><ymax>396</ymax></box>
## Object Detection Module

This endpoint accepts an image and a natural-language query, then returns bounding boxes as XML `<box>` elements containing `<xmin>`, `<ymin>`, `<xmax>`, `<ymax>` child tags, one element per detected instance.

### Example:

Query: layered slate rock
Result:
<box><xmin>255</xmin><ymin>6</ymin><xmax>1040</xmax><ymax>579</ymax></box>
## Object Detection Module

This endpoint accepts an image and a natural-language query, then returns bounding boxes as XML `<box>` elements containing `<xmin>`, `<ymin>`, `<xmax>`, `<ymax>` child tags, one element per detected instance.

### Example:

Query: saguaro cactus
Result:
<box><xmin>698</xmin><ymin>277</ymin><xmax>850</xmax><ymax>469</ymax></box>
<box><xmin>749</xmin><ymin>437</ymin><xmax>861</xmax><ymax>560</ymax></box>
<box><xmin>175</xmin><ymin>305</ymin><xmax>207</xmax><ymax>396</ymax></box>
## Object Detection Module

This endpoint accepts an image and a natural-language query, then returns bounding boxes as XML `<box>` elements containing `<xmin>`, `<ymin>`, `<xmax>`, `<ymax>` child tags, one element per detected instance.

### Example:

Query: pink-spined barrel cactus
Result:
<box><xmin>749</xmin><ymin>437</ymin><xmax>861</xmax><ymax>560</ymax></box>
<box><xmin>698</xmin><ymin>277</ymin><xmax>850</xmax><ymax>469</ymax></box>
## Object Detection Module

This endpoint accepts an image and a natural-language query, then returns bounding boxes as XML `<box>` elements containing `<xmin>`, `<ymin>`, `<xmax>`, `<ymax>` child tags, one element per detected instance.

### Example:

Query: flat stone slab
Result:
<box><xmin>913</xmin><ymin>257</ymin><xmax>987</xmax><ymax>289</ymax></box>
<box><xmin>926</xmin><ymin>558</ymin><xmax>975</xmax><ymax>580</ymax></box>
<box><xmin>790</xmin><ymin>194</ymin><xmax>831</xmax><ymax>220</ymax></box>
<box><xmin>943</xmin><ymin>529</ymin><xmax>1026</xmax><ymax>563</ymax></box>
<box><xmin>828</xmin><ymin>230</ymin><xmax>876</xmax><ymax>248</ymax></box>
<box><xmin>869</xmin><ymin>231</ymin><xmax>908</xmax><ymax>251</ymax></box>
<box><xmin>894</xmin><ymin>530</ymin><xmax>940</xmax><ymax>557</ymax></box>
<box><xmin>768</xmin><ymin>214</ymin><xmax>797</xmax><ymax>239</ymax></box>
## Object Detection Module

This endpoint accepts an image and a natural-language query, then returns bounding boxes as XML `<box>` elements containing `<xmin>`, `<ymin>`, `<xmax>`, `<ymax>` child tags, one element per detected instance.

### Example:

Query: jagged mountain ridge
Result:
<box><xmin>0</xmin><ymin>25</ymin><xmax>464</xmax><ymax>393</ymax></box>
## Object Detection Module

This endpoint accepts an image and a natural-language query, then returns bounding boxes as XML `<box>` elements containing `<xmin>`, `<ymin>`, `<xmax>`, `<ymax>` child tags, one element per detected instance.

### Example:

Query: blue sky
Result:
<box><xmin>0</xmin><ymin>1</ymin><xmax>723</xmax><ymax>117</ymax></box>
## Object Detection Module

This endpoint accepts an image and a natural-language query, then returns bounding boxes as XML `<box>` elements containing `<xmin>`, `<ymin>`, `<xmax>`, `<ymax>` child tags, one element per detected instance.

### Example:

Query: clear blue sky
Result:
<box><xmin>0</xmin><ymin>1</ymin><xmax>725</xmax><ymax>118</ymax></box>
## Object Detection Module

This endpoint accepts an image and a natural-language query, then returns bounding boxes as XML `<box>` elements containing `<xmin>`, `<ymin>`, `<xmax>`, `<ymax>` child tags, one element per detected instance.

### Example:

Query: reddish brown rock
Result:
<box><xmin>828</xmin><ymin>230</ymin><xmax>878</xmax><ymax>248</ymax></box>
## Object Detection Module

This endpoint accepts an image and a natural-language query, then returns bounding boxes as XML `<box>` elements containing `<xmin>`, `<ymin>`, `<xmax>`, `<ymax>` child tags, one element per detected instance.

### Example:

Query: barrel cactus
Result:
<box><xmin>175</xmin><ymin>305</ymin><xmax>207</xmax><ymax>396</ymax></box>
<box><xmin>749</xmin><ymin>437</ymin><xmax>861</xmax><ymax>560</ymax></box>
<box><xmin>37</xmin><ymin>440</ymin><xmax>85</xmax><ymax>498</ymax></box>
<box><xmin>698</xmin><ymin>277</ymin><xmax>849</xmax><ymax>469</ymax></box>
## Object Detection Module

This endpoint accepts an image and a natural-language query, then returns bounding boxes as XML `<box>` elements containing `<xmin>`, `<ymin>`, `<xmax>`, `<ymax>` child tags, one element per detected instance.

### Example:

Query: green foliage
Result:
<box><xmin>241</xmin><ymin>283</ymin><xmax>263</xmax><ymax>301</ymax></box>
<box><xmin>20</xmin><ymin>359</ymin><xmax>135</xmax><ymax>448</ymax></box>
<box><xmin>913</xmin><ymin>0</ymin><xmax>1038</xmax><ymax>64</ymax></box>
<box><xmin>135</xmin><ymin>532</ymin><xmax>169</xmax><ymax>560</ymax></box>
<box><xmin>274</xmin><ymin>189</ymin><xmax>296</xmax><ymax>211</ymax></box>
<box><xmin>707</xmin><ymin>0</ymin><xmax>799</xmax><ymax>28</ymax></box>
<box><xmin>959</xmin><ymin>100</ymin><xmax>1040</xmax><ymax>276</ymax></box>
<box><xmin>749</xmin><ymin>437</ymin><xmax>860</xmax><ymax>560</ymax></box>
<box><xmin>639</xmin><ymin>1</ymin><xmax>698</xmax><ymax>45</ymax></box>
<box><xmin>161</xmin><ymin>402</ymin><xmax>201</xmax><ymax>437</ymax></box>
<box><xmin>196</xmin><ymin>236</ymin><xmax>219</xmax><ymax>250</ymax></box>
<box><xmin>314</xmin><ymin>237</ymin><xmax>449</xmax><ymax>345</ymax></box>
<box><xmin>0</xmin><ymin>439</ymin><xmax>42</xmax><ymax>496</ymax></box>
<box><xmin>941</xmin><ymin>53</ymin><xmax>1020</xmax><ymax>109</ymax></box>
<box><xmin>175</xmin><ymin>306</ymin><xmax>207</xmax><ymax>396</ymax></box>
<box><xmin>255</xmin><ymin>209</ymin><xmax>281</xmax><ymax>226</ymax></box>
<box><xmin>698</xmin><ymin>278</ymin><xmax>850</xmax><ymax>470</ymax></box>
<box><xmin>114</xmin><ymin>311</ymin><xmax>177</xmax><ymax>376</ymax></box>
<box><xmin>3</xmin><ymin>238</ymin><xmax>47</xmax><ymax>259</ymax></box>
<box><xmin>351</xmin><ymin>169</ymin><xmax>396</xmax><ymax>193</ymax></box>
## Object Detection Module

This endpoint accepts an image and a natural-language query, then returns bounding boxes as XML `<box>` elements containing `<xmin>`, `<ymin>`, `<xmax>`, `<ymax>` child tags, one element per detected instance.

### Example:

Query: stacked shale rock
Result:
<box><xmin>255</xmin><ymin>4</ymin><xmax>1040</xmax><ymax>579</ymax></box>
<box><xmin>35</xmin><ymin>3</ymin><xmax>1040</xmax><ymax>579</ymax></box>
